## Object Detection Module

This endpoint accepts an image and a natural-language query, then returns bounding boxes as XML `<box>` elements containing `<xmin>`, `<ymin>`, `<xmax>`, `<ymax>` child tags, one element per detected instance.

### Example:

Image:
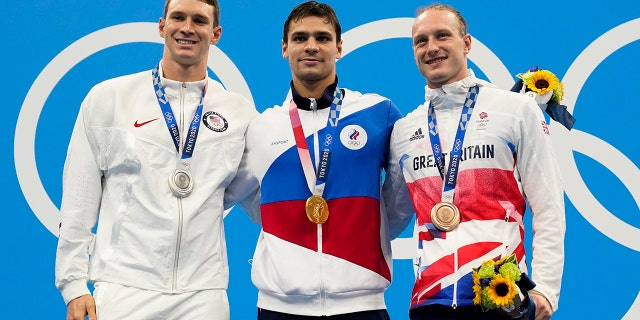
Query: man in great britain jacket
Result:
<box><xmin>389</xmin><ymin>4</ymin><xmax>565</xmax><ymax>320</ymax></box>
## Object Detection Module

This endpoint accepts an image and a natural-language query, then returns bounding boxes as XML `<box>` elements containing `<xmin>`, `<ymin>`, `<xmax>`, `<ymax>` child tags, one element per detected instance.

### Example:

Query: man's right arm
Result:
<box><xmin>55</xmin><ymin>97</ymin><xmax>103</xmax><ymax>305</ymax></box>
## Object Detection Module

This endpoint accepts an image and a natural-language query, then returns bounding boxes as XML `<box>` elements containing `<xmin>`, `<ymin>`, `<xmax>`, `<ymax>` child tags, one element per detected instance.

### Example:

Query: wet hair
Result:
<box><xmin>417</xmin><ymin>3</ymin><xmax>467</xmax><ymax>36</ymax></box>
<box><xmin>283</xmin><ymin>1</ymin><xmax>342</xmax><ymax>43</ymax></box>
<box><xmin>164</xmin><ymin>0</ymin><xmax>220</xmax><ymax>27</ymax></box>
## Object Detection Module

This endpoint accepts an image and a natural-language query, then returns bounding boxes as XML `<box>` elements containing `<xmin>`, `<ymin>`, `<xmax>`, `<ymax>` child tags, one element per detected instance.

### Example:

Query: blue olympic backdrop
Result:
<box><xmin>5</xmin><ymin>0</ymin><xmax>640</xmax><ymax>319</ymax></box>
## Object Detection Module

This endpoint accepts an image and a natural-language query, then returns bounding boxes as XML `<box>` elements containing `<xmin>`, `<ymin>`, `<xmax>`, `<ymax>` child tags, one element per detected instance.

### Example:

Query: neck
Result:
<box><xmin>161</xmin><ymin>59</ymin><xmax>207</xmax><ymax>82</ymax></box>
<box><xmin>292</xmin><ymin>77</ymin><xmax>334</xmax><ymax>99</ymax></box>
<box><xmin>427</xmin><ymin>68</ymin><xmax>471</xmax><ymax>89</ymax></box>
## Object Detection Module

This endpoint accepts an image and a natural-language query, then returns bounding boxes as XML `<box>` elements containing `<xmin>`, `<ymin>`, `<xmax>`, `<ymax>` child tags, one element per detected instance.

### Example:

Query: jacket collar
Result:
<box><xmin>290</xmin><ymin>77</ymin><xmax>339</xmax><ymax>110</ymax></box>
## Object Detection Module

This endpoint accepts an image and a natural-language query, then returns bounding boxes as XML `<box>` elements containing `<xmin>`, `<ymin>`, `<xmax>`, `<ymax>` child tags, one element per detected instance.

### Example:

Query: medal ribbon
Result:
<box><xmin>289</xmin><ymin>88</ymin><xmax>344</xmax><ymax>196</ymax></box>
<box><xmin>152</xmin><ymin>65</ymin><xmax>208</xmax><ymax>168</ymax></box>
<box><xmin>428</xmin><ymin>86</ymin><xmax>479</xmax><ymax>203</ymax></box>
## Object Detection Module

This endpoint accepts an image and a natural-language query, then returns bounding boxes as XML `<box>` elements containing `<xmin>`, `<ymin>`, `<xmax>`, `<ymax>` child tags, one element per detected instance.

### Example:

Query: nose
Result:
<box><xmin>180</xmin><ymin>19</ymin><xmax>194</xmax><ymax>33</ymax></box>
<box><xmin>305</xmin><ymin>40</ymin><xmax>319</xmax><ymax>53</ymax></box>
<box><xmin>427</xmin><ymin>41</ymin><xmax>439</xmax><ymax>56</ymax></box>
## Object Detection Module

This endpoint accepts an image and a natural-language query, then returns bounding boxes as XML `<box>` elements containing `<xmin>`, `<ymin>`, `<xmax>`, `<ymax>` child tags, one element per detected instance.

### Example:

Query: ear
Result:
<box><xmin>462</xmin><ymin>33</ymin><xmax>471</xmax><ymax>54</ymax></box>
<box><xmin>210</xmin><ymin>26</ymin><xmax>222</xmax><ymax>45</ymax></box>
<box><xmin>335</xmin><ymin>39</ymin><xmax>343</xmax><ymax>60</ymax></box>
<box><xmin>282</xmin><ymin>39</ymin><xmax>289</xmax><ymax>58</ymax></box>
<box><xmin>159</xmin><ymin>18</ymin><xmax>166</xmax><ymax>38</ymax></box>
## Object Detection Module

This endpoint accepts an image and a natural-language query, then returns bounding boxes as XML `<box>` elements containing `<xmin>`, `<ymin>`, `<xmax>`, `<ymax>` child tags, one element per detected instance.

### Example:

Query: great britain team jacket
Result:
<box><xmin>389</xmin><ymin>73</ymin><xmax>565</xmax><ymax>313</ymax></box>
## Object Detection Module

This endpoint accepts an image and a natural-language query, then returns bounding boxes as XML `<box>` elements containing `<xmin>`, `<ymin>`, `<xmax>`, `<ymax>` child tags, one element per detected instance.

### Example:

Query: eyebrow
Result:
<box><xmin>290</xmin><ymin>31</ymin><xmax>333</xmax><ymax>38</ymax></box>
<box><xmin>169</xmin><ymin>11</ymin><xmax>210</xmax><ymax>21</ymax></box>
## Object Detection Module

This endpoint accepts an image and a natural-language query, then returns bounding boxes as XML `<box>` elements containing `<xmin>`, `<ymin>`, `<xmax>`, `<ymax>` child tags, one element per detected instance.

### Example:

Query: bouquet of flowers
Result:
<box><xmin>472</xmin><ymin>255</ymin><xmax>535</xmax><ymax>319</ymax></box>
<box><xmin>511</xmin><ymin>66</ymin><xmax>575</xmax><ymax>130</ymax></box>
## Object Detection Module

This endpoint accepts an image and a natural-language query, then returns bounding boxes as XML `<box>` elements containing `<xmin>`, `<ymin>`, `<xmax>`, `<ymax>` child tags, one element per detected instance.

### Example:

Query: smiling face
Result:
<box><xmin>282</xmin><ymin>15</ymin><xmax>342</xmax><ymax>96</ymax></box>
<box><xmin>159</xmin><ymin>0</ymin><xmax>221</xmax><ymax>81</ymax></box>
<box><xmin>412</xmin><ymin>8</ymin><xmax>471</xmax><ymax>89</ymax></box>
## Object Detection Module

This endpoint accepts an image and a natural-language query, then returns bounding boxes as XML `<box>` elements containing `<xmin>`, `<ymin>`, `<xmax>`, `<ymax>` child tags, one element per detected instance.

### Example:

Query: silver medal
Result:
<box><xmin>169</xmin><ymin>169</ymin><xmax>194</xmax><ymax>198</ymax></box>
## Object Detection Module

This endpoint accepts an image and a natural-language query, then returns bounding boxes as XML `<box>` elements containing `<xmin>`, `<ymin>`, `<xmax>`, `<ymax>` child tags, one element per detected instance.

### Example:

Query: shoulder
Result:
<box><xmin>251</xmin><ymin>101</ymin><xmax>288</xmax><ymax>127</ymax></box>
<box><xmin>87</xmin><ymin>70</ymin><xmax>150</xmax><ymax>96</ymax></box>
<box><xmin>396</xmin><ymin>102</ymin><xmax>426</xmax><ymax>126</ymax></box>
<box><xmin>342</xmin><ymin>87</ymin><xmax>389</xmax><ymax>106</ymax></box>
<box><xmin>206</xmin><ymin>78</ymin><xmax>249</xmax><ymax>103</ymax></box>
<box><xmin>479</xmin><ymin>86</ymin><xmax>532</xmax><ymax>103</ymax></box>
<box><xmin>205</xmin><ymin>78</ymin><xmax>257</xmax><ymax>117</ymax></box>
<box><xmin>475</xmin><ymin>87</ymin><xmax>546</xmax><ymax>130</ymax></box>
<box><xmin>392</xmin><ymin>102</ymin><xmax>427</xmax><ymax>139</ymax></box>
<box><xmin>81</xmin><ymin>70</ymin><xmax>151</xmax><ymax>114</ymax></box>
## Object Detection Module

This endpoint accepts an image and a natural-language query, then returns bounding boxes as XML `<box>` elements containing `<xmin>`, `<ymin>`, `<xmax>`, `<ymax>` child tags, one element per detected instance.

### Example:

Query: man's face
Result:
<box><xmin>282</xmin><ymin>16</ymin><xmax>342</xmax><ymax>87</ymax></box>
<box><xmin>411</xmin><ymin>9</ymin><xmax>471</xmax><ymax>88</ymax></box>
<box><xmin>159</xmin><ymin>0</ymin><xmax>221</xmax><ymax>68</ymax></box>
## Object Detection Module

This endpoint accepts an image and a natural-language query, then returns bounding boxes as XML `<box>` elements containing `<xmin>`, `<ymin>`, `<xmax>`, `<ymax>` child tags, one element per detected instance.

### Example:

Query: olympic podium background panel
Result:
<box><xmin>5</xmin><ymin>0</ymin><xmax>640</xmax><ymax>319</ymax></box>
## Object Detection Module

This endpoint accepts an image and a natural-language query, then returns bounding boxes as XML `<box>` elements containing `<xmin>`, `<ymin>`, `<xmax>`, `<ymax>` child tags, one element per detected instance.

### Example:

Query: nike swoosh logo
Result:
<box><xmin>134</xmin><ymin>118</ymin><xmax>160</xmax><ymax>127</ymax></box>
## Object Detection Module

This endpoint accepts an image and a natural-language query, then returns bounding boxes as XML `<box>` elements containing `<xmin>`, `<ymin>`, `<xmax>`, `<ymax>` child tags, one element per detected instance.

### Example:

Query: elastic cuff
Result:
<box><xmin>60</xmin><ymin>280</ymin><xmax>91</xmax><ymax>305</ymax></box>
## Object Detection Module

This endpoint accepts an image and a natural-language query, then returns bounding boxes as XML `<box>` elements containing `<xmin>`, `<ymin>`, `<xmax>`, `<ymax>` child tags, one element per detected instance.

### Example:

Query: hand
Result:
<box><xmin>66</xmin><ymin>294</ymin><xmax>97</xmax><ymax>320</ymax></box>
<box><xmin>529</xmin><ymin>290</ymin><xmax>552</xmax><ymax>320</ymax></box>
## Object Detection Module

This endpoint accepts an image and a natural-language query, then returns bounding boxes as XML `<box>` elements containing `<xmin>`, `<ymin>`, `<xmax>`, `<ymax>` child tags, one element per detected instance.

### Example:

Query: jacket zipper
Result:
<box><xmin>310</xmin><ymin>98</ymin><xmax>327</xmax><ymax>312</ymax></box>
<box><xmin>172</xmin><ymin>82</ymin><xmax>187</xmax><ymax>292</ymax></box>
<box><xmin>452</xmin><ymin>227</ymin><xmax>458</xmax><ymax>309</ymax></box>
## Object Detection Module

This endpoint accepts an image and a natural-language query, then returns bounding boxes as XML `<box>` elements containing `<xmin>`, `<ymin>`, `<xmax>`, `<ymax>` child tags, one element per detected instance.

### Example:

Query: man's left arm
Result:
<box><xmin>382</xmin><ymin>101</ymin><xmax>414</xmax><ymax>239</ymax></box>
<box><xmin>516</xmin><ymin>98</ymin><xmax>566</xmax><ymax>314</ymax></box>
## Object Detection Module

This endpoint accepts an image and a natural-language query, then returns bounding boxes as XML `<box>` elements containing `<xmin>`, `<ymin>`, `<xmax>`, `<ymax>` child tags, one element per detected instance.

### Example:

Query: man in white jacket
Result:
<box><xmin>55</xmin><ymin>0</ymin><xmax>257</xmax><ymax>319</ymax></box>
<box><xmin>389</xmin><ymin>4</ymin><xmax>565</xmax><ymax>320</ymax></box>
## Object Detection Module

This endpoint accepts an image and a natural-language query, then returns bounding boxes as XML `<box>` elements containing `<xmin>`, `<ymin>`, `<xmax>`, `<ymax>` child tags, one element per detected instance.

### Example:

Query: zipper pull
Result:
<box><xmin>310</xmin><ymin>98</ymin><xmax>317</xmax><ymax>111</ymax></box>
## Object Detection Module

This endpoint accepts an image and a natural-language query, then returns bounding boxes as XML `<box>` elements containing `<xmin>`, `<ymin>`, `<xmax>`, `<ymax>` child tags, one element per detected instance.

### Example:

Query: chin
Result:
<box><xmin>298</xmin><ymin>73</ymin><xmax>325</xmax><ymax>82</ymax></box>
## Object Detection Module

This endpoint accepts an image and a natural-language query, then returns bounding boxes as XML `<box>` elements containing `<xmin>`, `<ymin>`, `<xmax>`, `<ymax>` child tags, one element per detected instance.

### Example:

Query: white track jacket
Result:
<box><xmin>55</xmin><ymin>65</ymin><xmax>257</xmax><ymax>304</ymax></box>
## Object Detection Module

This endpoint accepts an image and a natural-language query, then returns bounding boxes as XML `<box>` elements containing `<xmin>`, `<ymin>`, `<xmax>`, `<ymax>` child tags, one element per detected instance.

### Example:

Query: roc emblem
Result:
<box><xmin>203</xmin><ymin>111</ymin><xmax>228</xmax><ymax>132</ymax></box>
<box><xmin>340</xmin><ymin>124</ymin><xmax>367</xmax><ymax>150</ymax></box>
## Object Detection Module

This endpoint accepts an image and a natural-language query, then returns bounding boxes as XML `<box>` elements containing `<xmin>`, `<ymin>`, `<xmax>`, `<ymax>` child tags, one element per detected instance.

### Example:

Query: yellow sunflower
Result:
<box><xmin>525</xmin><ymin>70</ymin><xmax>560</xmax><ymax>96</ymax></box>
<box><xmin>494</xmin><ymin>256</ymin><xmax>508</xmax><ymax>265</ymax></box>
<box><xmin>472</xmin><ymin>272</ymin><xmax>483</xmax><ymax>305</ymax></box>
<box><xmin>486</xmin><ymin>274</ymin><xmax>518</xmax><ymax>308</ymax></box>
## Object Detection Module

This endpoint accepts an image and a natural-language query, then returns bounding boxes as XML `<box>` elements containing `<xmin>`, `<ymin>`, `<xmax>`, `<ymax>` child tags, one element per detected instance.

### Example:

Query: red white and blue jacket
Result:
<box><xmin>389</xmin><ymin>73</ymin><xmax>565</xmax><ymax>312</ymax></box>
<box><xmin>226</xmin><ymin>80</ymin><xmax>414</xmax><ymax>316</ymax></box>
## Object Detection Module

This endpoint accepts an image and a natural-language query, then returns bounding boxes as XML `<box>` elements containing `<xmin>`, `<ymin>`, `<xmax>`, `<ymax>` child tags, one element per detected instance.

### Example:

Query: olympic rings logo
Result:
<box><xmin>324</xmin><ymin>134</ymin><xmax>333</xmax><ymax>146</ymax></box>
<box><xmin>164</xmin><ymin>111</ymin><xmax>174</xmax><ymax>122</ymax></box>
<box><xmin>453</xmin><ymin>139</ymin><xmax>462</xmax><ymax>152</ymax></box>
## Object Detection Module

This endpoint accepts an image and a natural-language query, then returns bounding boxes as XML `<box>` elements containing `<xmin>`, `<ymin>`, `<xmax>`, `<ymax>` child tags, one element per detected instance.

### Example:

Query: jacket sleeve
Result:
<box><xmin>223</xmin><ymin>120</ymin><xmax>262</xmax><ymax>225</ymax></box>
<box><xmin>516</xmin><ymin>98</ymin><xmax>566</xmax><ymax>311</ymax></box>
<box><xmin>55</xmin><ymin>94</ymin><xmax>103</xmax><ymax>305</ymax></box>
<box><xmin>383</xmin><ymin>101</ymin><xmax>414</xmax><ymax>239</ymax></box>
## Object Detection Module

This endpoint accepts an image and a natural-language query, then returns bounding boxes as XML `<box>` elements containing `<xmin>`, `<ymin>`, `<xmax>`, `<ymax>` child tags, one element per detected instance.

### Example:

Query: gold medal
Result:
<box><xmin>430</xmin><ymin>202</ymin><xmax>460</xmax><ymax>231</ymax></box>
<box><xmin>305</xmin><ymin>195</ymin><xmax>329</xmax><ymax>224</ymax></box>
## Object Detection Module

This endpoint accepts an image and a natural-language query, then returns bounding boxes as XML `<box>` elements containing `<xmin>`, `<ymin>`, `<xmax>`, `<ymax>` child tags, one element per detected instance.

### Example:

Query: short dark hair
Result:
<box><xmin>164</xmin><ymin>0</ymin><xmax>220</xmax><ymax>27</ymax></box>
<box><xmin>283</xmin><ymin>1</ymin><xmax>341</xmax><ymax>43</ymax></box>
<box><xmin>417</xmin><ymin>3</ymin><xmax>467</xmax><ymax>37</ymax></box>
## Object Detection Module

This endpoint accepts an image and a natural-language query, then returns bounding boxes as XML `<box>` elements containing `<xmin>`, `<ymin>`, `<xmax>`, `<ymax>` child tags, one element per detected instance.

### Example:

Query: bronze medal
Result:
<box><xmin>430</xmin><ymin>202</ymin><xmax>460</xmax><ymax>231</ymax></box>
<box><xmin>169</xmin><ymin>169</ymin><xmax>194</xmax><ymax>198</ymax></box>
<box><xmin>305</xmin><ymin>195</ymin><xmax>329</xmax><ymax>224</ymax></box>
